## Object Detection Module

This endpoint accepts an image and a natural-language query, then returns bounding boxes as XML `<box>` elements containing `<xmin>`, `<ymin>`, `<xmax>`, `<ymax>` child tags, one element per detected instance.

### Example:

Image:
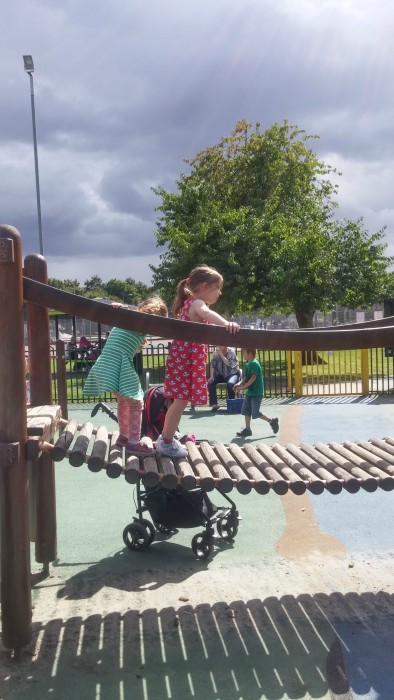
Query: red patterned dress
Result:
<box><xmin>164</xmin><ymin>296</ymin><xmax>208</xmax><ymax>405</ymax></box>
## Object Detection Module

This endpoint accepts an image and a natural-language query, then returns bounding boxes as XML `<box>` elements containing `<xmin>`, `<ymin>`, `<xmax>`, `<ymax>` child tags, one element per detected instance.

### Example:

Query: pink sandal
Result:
<box><xmin>125</xmin><ymin>441</ymin><xmax>154</xmax><ymax>456</ymax></box>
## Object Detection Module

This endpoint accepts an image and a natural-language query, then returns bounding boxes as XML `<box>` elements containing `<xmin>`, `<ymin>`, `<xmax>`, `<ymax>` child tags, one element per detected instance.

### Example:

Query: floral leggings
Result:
<box><xmin>114</xmin><ymin>392</ymin><xmax>143</xmax><ymax>441</ymax></box>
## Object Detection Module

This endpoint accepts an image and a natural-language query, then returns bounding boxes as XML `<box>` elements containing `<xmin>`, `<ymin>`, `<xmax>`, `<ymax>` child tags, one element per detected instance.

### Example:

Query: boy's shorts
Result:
<box><xmin>241</xmin><ymin>395</ymin><xmax>263</xmax><ymax>419</ymax></box>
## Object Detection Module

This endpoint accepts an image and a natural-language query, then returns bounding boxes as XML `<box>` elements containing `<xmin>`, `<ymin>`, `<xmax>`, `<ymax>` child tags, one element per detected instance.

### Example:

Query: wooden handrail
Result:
<box><xmin>23</xmin><ymin>276</ymin><xmax>394</xmax><ymax>351</ymax></box>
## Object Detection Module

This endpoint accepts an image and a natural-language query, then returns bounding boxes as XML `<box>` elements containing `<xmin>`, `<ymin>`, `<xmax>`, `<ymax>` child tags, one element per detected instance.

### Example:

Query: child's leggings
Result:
<box><xmin>114</xmin><ymin>392</ymin><xmax>143</xmax><ymax>441</ymax></box>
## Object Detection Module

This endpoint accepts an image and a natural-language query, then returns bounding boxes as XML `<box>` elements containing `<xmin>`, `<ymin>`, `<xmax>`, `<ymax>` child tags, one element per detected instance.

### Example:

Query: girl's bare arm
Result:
<box><xmin>190</xmin><ymin>300</ymin><xmax>240</xmax><ymax>332</ymax></box>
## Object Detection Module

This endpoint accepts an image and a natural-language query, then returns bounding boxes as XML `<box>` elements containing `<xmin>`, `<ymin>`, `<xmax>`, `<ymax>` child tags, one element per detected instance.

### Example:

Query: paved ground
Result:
<box><xmin>1</xmin><ymin>396</ymin><xmax>394</xmax><ymax>700</ymax></box>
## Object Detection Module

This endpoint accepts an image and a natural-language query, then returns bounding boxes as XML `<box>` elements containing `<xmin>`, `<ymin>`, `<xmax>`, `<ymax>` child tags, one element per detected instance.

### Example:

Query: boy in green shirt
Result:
<box><xmin>234</xmin><ymin>349</ymin><xmax>279</xmax><ymax>437</ymax></box>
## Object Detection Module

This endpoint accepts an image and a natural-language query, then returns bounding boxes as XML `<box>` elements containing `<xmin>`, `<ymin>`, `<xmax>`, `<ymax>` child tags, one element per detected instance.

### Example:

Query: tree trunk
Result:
<box><xmin>295</xmin><ymin>309</ymin><xmax>326</xmax><ymax>365</ymax></box>
<box><xmin>295</xmin><ymin>309</ymin><xmax>315</xmax><ymax>329</ymax></box>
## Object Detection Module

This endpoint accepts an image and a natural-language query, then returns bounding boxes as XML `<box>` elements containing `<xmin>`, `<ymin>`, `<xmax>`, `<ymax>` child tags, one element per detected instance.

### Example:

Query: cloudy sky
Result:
<box><xmin>2</xmin><ymin>0</ymin><xmax>393</xmax><ymax>285</ymax></box>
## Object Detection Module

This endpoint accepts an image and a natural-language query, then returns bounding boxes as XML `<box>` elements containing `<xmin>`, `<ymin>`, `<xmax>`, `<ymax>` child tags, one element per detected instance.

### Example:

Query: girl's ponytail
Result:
<box><xmin>173</xmin><ymin>278</ymin><xmax>191</xmax><ymax>317</ymax></box>
<box><xmin>172</xmin><ymin>265</ymin><xmax>223</xmax><ymax>317</ymax></box>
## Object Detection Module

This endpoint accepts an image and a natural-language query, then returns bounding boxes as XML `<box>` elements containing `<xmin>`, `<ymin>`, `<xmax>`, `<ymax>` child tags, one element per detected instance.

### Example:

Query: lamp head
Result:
<box><xmin>23</xmin><ymin>55</ymin><xmax>34</xmax><ymax>73</ymax></box>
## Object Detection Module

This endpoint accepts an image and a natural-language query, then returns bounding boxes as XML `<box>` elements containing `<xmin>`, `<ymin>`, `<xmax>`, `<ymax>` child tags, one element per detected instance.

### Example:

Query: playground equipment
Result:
<box><xmin>1</xmin><ymin>223</ymin><xmax>394</xmax><ymax>653</ymax></box>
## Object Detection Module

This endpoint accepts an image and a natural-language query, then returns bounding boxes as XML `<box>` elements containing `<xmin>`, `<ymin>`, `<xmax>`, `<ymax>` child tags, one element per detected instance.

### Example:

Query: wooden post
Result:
<box><xmin>24</xmin><ymin>254</ymin><xmax>57</xmax><ymax>569</ymax></box>
<box><xmin>293</xmin><ymin>350</ymin><xmax>303</xmax><ymax>397</ymax></box>
<box><xmin>56</xmin><ymin>339</ymin><xmax>68</xmax><ymax>421</ymax></box>
<box><xmin>361</xmin><ymin>348</ymin><xmax>369</xmax><ymax>396</ymax></box>
<box><xmin>286</xmin><ymin>350</ymin><xmax>293</xmax><ymax>394</ymax></box>
<box><xmin>0</xmin><ymin>225</ymin><xmax>32</xmax><ymax>650</ymax></box>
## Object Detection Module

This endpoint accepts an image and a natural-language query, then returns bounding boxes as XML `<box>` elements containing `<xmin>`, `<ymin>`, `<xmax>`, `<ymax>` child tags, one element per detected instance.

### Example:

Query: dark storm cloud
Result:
<box><xmin>1</xmin><ymin>0</ymin><xmax>393</xmax><ymax>281</ymax></box>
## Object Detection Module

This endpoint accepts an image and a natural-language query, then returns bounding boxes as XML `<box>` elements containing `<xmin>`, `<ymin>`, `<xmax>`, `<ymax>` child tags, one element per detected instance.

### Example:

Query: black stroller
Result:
<box><xmin>91</xmin><ymin>386</ymin><xmax>240</xmax><ymax>560</ymax></box>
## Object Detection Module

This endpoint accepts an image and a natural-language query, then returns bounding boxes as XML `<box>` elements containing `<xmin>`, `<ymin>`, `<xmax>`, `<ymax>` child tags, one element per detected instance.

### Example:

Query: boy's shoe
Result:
<box><xmin>236</xmin><ymin>427</ymin><xmax>252</xmax><ymax>437</ymax></box>
<box><xmin>125</xmin><ymin>440</ymin><xmax>155</xmax><ymax>456</ymax></box>
<box><xmin>211</xmin><ymin>404</ymin><xmax>220</xmax><ymax>411</ymax></box>
<box><xmin>156</xmin><ymin>435</ymin><xmax>188</xmax><ymax>459</ymax></box>
<box><xmin>270</xmin><ymin>417</ymin><xmax>279</xmax><ymax>434</ymax></box>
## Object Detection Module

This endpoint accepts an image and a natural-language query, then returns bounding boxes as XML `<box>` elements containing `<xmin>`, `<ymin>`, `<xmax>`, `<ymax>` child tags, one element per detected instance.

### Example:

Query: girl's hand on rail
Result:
<box><xmin>111</xmin><ymin>302</ymin><xmax>129</xmax><ymax>310</ymax></box>
<box><xmin>225</xmin><ymin>322</ymin><xmax>240</xmax><ymax>334</ymax></box>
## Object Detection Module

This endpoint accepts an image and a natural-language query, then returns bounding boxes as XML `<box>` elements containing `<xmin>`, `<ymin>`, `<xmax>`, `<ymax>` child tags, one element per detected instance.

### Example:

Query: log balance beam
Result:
<box><xmin>2</xmin><ymin>223</ymin><xmax>394</xmax><ymax>652</ymax></box>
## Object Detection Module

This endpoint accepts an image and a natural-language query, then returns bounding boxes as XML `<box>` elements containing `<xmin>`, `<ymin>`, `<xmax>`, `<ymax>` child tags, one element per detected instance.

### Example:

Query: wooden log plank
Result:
<box><xmin>87</xmin><ymin>425</ymin><xmax>109</xmax><ymax>472</ymax></box>
<box><xmin>314</xmin><ymin>442</ymin><xmax>378</xmax><ymax>493</ymax></box>
<box><xmin>355</xmin><ymin>439</ymin><xmax>394</xmax><ymax>473</ymax></box>
<box><xmin>186</xmin><ymin>443</ymin><xmax>215</xmax><ymax>491</ymax></box>
<box><xmin>52</xmin><ymin>419</ymin><xmax>79</xmax><ymax>461</ymax></box>
<box><xmin>242</xmin><ymin>444</ymin><xmax>288</xmax><ymax>495</ymax></box>
<box><xmin>381</xmin><ymin>436</ymin><xmax>394</xmax><ymax>453</ymax></box>
<box><xmin>370</xmin><ymin>437</ymin><xmax>394</xmax><ymax>458</ymax></box>
<box><xmin>272</xmin><ymin>444</ymin><xmax>325</xmax><ymax>495</ymax></box>
<box><xmin>300</xmin><ymin>443</ymin><xmax>359</xmax><ymax>493</ymax></box>
<box><xmin>69</xmin><ymin>422</ymin><xmax>94</xmax><ymax>468</ymax></box>
<box><xmin>106</xmin><ymin>432</ymin><xmax>123</xmax><ymax>479</ymax></box>
<box><xmin>214</xmin><ymin>443</ymin><xmax>252</xmax><ymax>494</ymax></box>
<box><xmin>140</xmin><ymin>455</ymin><xmax>160</xmax><ymax>487</ymax></box>
<box><xmin>173</xmin><ymin>457</ymin><xmax>197</xmax><ymax>491</ymax></box>
<box><xmin>257</xmin><ymin>444</ymin><xmax>306</xmax><ymax>495</ymax></box>
<box><xmin>285</xmin><ymin>444</ymin><xmax>342</xmax><ymax>494</ymax></box>
<box><xmin>228</xmin><ymin>444</ymin><xmax>271</xmax><ymax>494</ymax></box>
<box><xmin>158</xmin><ymin>456</ymin><xmax>180</xmax><ymax>490</ymax></box>
<box><xmin>199</xmin><ymin>441</ymin><xmax>233</xmax><ymax>493</ymax></box>
<box><xmin>131</xmin><ymin>436</ymin><xmax>161</xmax><ymax>487</ymax></box>
<box><xmin>124</xmin><ymin>455</ymin><xmax>143</xmax><ymax>484</ymax></box>
<box><xmin>329</xmin><ymin>442</ymin><xmax>394</xmax><ymax>491</ymax></box>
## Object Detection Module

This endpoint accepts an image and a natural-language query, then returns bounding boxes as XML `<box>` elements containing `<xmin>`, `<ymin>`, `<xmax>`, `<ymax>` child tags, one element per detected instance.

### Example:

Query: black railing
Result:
<box><xmin>37</xmin><ymin>341</ymin><xmax>394</xmax><ymax>406</ymax></box>
<box><xmin>48</xmin><ymin>341</ymin><xmax>293</xmax><ymax>404</ymax></box>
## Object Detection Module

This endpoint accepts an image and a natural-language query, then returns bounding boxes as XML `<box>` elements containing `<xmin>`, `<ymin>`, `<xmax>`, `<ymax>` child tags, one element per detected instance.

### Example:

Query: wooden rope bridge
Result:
<box><xmin>2</xmin><ymin>223</ymin><xmax>394</xmax><ymax>653</ymax></box>
<box><xmin>28</xmin><ymin>405</ymin><xmax>394</xmax><ymax>497</ymax></box>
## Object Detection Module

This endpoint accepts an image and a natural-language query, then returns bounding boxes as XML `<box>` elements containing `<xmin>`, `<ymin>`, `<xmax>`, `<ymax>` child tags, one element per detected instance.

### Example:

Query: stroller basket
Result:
<box><xmin>142</xmin><ymin>486</ymin><xmax>212</xmax><ymax>529</ymax></box>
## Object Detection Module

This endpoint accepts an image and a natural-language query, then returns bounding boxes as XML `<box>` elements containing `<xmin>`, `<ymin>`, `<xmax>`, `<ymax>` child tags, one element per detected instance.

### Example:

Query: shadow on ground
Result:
<box><xmin>53</xmin><ymin>538</ymin><xmax>234</xmax><ymax>599</ymax></box>
<box><xmin>2</xmin><ymin>591</ymin><xmax>394</xmax><ymax>700</ymax></box>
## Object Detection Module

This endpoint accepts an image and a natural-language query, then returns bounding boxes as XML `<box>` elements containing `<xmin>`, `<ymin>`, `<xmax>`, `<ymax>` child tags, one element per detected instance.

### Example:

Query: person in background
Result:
<box><xmin>66</xmin><ymin>335</ymin><xmax>79</xmax><ymax>370</ymax></box>
<box><xmin>234</xmin><ymin>348</ymin><xmax>279</xmax><ymax>438</ymax></box>
<box><xmin>156</xmin><ymin>264</ymin><xmax>240</xmax><ymax>459</ymax></box>
<box><xmin>83</xmin><ymin>296</ymin><xmax>168</xmax><ymax>455</ymax></box>
<box><xmin>208</xmin><ymin>345</ymin><xmax>241</xmax><ymax>411</ymax></box>
<box><xmin>79</xmin><ymin>336</ymin><xmax>97</xmax><ymax>360</ymax></box>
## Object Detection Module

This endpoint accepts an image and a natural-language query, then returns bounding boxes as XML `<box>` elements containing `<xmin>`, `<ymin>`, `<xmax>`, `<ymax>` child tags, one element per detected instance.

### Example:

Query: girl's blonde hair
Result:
<box><xmin>137</xmin><ymin>296</ymin><xmax>168</xmax><ymax>317</ymax></box>
<box><xmin>173</xmin><ymin>265</ymin><xmax>223</xmax><ymax>317</ymax></box>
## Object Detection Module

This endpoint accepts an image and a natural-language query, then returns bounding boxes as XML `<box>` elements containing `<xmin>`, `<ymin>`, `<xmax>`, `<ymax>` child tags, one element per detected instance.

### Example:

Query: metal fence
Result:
<box><xmin>48</xmin><ymin>343</ymin><xmax>292</xmax><ymax>405</ymax></box>
<box><xmin>45</xmin><ymin>341</ymin><xmax>394</xmax><ymax>406</ymax></box>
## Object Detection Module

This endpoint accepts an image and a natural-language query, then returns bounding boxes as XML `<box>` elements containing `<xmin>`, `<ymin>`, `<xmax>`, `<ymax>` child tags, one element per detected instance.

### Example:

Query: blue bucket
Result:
<box><xmin>226</xmin><ymin>398</ymin><xmax>244</xmax><ymax>414</ymax></box>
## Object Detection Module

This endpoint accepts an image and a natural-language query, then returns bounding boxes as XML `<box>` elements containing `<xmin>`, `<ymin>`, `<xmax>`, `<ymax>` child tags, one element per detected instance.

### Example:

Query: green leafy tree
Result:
<box><xmin>102</xmin><ymin>278</ymin><xmax>151</xmax><ymax>305</ymax></box>
<box><xmin>48</xmin><ymin>278</ymin><xmax>84</xmax><ymax>295</ymax></box>
<box><xmin>82</xmin><ymin>275</ymin><xmax>105</xmax><ymax>299</ymax></box>
<box><xmin>152</xmin><ymin>120</ymin><xmax>392</xmax><ymax>326</ymax></box>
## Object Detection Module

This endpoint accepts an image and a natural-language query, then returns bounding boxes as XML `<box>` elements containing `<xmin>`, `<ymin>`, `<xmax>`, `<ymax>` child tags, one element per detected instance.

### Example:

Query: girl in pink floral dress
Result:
<box><xmin>156</xmin><ymin>265</ymin><xmax>240</xmax><ymax>459</ymax></box>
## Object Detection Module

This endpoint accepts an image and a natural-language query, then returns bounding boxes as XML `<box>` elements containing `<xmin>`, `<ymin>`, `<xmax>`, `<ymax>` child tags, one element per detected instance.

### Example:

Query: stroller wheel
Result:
<box><xmin>216</xmin><ymin>517</ymin><xmax>239</xmax><ymax>541</ymax></box>
<box><xmin>192</xmin><ymin>533</ymin><xmax>213</xmax><ymax>561</ymax></box>
<box><xmin>137</xmin><ymin>518</ymin><xmax>156</xmax><ymax>545</ymax></box>
<box><xmin>123</xmin><ymin>522</ymin><xmax>149</xmax><ymax>551</ymax></box>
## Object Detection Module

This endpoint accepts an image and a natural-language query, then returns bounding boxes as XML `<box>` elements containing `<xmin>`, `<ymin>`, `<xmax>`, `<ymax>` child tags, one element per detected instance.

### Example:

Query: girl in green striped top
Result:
<box><xmin>83</xmin><ymin>296</ymin><xmax>167</xmax><ymax>455</ymax></box>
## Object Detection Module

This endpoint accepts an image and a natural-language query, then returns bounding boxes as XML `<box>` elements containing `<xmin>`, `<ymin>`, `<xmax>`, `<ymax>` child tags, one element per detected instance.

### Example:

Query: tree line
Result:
<box><xmin>48</xmin><ymin>275</ymin><xmax>151</xmax><ymax>306</ymax></box>
<box><xmin>51</xmin><ymin>119</ymin><xmax>394</xmax><ymax>328</ymax></box>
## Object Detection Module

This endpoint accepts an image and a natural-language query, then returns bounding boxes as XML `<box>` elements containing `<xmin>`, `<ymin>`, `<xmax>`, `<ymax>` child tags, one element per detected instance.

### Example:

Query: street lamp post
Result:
<box><xmin>23</xmin><ymin>55</ymin><xmax>44</xmax><ymax>256</ymax></box>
